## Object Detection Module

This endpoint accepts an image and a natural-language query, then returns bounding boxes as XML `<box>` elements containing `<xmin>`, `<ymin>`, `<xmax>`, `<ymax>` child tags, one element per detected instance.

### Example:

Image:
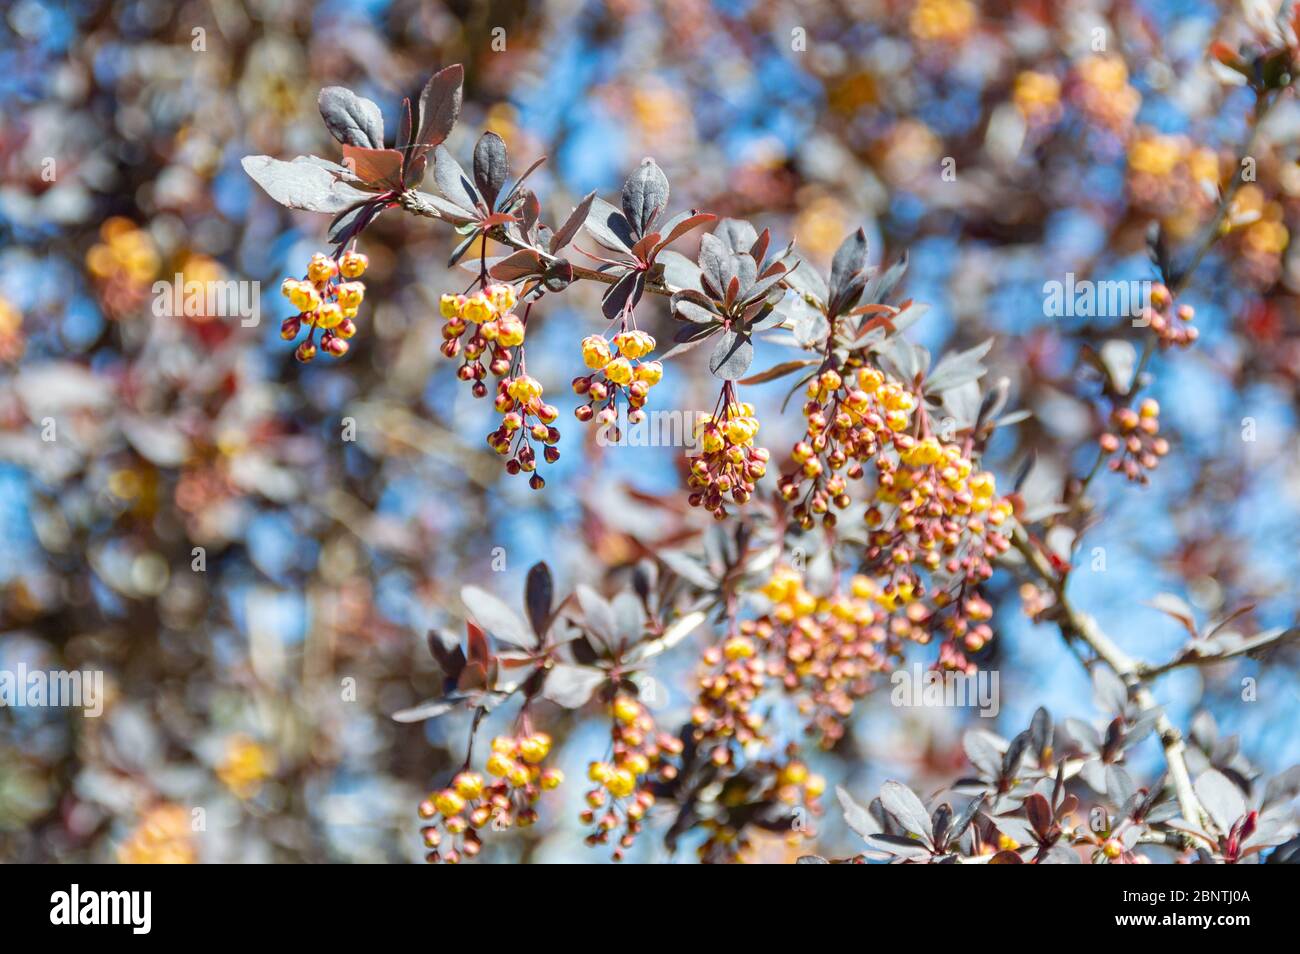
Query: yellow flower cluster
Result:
<box><xmin>489</xmin><ymin>372</ymin><xmax>560</xmax><ymax>489</ymax></box>
<box><xmin>0</xmin><ymin>296</ymin><xmax>23</xmax><ymax>363</ymax></box>
<box><xmin>280</xmin><ymin>250</ymin><xmax>367</xmax><ymax>361</ymax></box>
<box><xmin>691</xmin><ymin>633</ymin><xmax>768</xmax><ymax>764</ymax></box>
<box><xmin>117</xmin><ymin>804</ymin><xmax>197</xmax><ymax>865</ymax></box>
<box><xmin>750</xmin><ymin>568</ymin><xmax>895</xmax><ymax>746</ymax></box>
<box><xmin>436</xmin><ymin>282</ymin><xmax>524</xmax><ymax>399</ymax></box>
<box><xmin>420</xmin><ymin>733</ymin><xmax>563</xmax><ymax>864</ymax></box>
<box><xmin>1127</xmin><ymin>130</ymin><xmax>1219</xmax><ymax>238</ymax></box>
<box><xmin>573</xmin><ymin>331</ymin><xmax>663</xmax><ymax>430</ymax></box>
<box><xmin>686</xmin><ymin>398</ymin><xmax>769</xmax><ymax>519</ymax></box>
<box><xmin>1100</xmin><ymin>398</ymin><xmax>1167</xmax><ymax>484</ymax></box>
<box><xmin>581</xmin><ymin>696</ymin><xmax>683</xmax><ymax>861</ymax></box>
<box><xmin>1013</xmin><ymin>71</ymin><xmax>1062</xmax><ymax>125</ymax></box>
<box><xmin>1072</xmin><ymin>55</ymin><xmax>1141</xmax><ymax>133</ymax></box>
<box><xmin>86</xmin><ymin>217</ymin><xmax>160</xmax><ymax>289</ymax></box>
<box><xmin>441</xmin><ymin>283</ymin><xmax>522</xmax><ymax>344</ymax></box>
<box><xmin>780</xmin><ymin>364</ymin><xmax>917</xmax><ymax>530</ymax></box>
<box><xmin>866</xmin><ymin>434</ymin><xmax>1013</xmax><ymax>595</ymax></box>
<box><xmin>1141</xmin><ymin>283</ymin><xmax>1198</xmax><ymax>349</ymax></box>
<box><xmin>215</xmin><ymin>733</ymin><xmax>275</xmax><ymax>800</ymax></box>
<box><xmin>1226</xmin><ymin>184</ymin><xmax>1290</xmax><ymax>285</ymax></box>
<box><xmin>909</xmin><ymin>0</ymin><xmax>976</xmax><ymax>43</ymax></box>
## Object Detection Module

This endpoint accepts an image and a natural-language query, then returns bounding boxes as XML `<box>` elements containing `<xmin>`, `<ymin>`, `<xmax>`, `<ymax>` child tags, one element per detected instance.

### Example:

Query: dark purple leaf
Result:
<box><xmin>708</xmin><ymin>328</ymin><xmax>753</xmax><ymax>379</ymax></box>
<box><xmin>241</xmin><ymin>155</ymin><xmax>371</xmax><ymax>213</ymax></box>
<box><xmin>341</xmin><ymin>144</ymin><xmax>405</xmax><ymax>189</ymax></box>
<box><xmin>880</xmin><ymin>780</ymin><xmax>934</xmax><ymax>844</ymax></box>
<box><xmin>524</xmin><ymin>562</ymin><xmax>553</xmax><ymax>640</ymax></box>
<box><xmin>433</xmin><ymin>145</ymin><xmax>482</xmax><ymax>213</ymax></box>
<box><xmin>473</xmin><ymin>131</ymin><xmax>509</xmax><ymax>209</ymax></box>
<box><xmin>550</xmin><ymin>191</ymin><xmax>597</xmax><ymax>254</ymax></box>
<box><xmin>318</xmin><ymin>86</ymin><xmax>385</xmax><ymax>149</ymax></box>
<box><xmin>416</xmin><ymin>64</ymin><xmax>464</xmax><ymax>150</ymax></box>
<box><xmin>462</xmin><ymin>584</ymin><xmax>534</xmax><ymax>649</ymax></box>
<box><xmin>829</xmin><ymin>228</ymin><xmax>868</xmax><ymax>300</ymax></box>
<box><xmin>621</xmin><ymin>157</ymin><xmax>669</xmax><ymax>236</ymax></box>
<box><xmin>584</xmin><ymin>197</ymin><xmax>636</xmax><ymax>252</ymax></box>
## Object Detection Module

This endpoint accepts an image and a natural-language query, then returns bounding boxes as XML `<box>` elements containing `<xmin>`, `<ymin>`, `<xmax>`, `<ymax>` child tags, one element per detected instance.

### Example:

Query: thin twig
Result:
<box><xmin>1138</xmin><ymin>627</ymin><xmax>1300</xmax><ymax>680</ymax></box>
<box><xmin>1011</xmin><ymin>525</ymin><xmax>1208</xmax><ymax>832</ymax></box>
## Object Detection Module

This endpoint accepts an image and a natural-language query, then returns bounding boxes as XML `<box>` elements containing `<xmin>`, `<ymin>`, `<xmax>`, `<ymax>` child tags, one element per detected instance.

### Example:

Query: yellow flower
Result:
<box><xmin>635</xmin><ymin>360</ymin><xmax>663</xmax><ymax>386</ymax></box>
<box><xmin>289</xmin><ymin>283</ymin><xmax>320</xmax><ymax>313</ymax></box>
<box><xmin>507</xmin><ymin>375</ymin><xmax>543</xmax><ymax>403</ymax></box>
<box><xmin>607</xmin><ymin>769</ymin><xmax>637</xmax><ymax>798</ymax></box>
<box><xmin>462</xmin><ymin>293</ymin><xmax>495</xmax><ymax>324</ymax></box>
<box><xmin>339</xmin><ymin>251</ymin><xmax>368</xmax><ymax>278</ymax></box>
<box><xmin>614</xmin><ymin>330</ymin><xmax>656</xmax><ymax>359</ymax></box>
<box><xmin>117</xmin><ymin>804</ymin><xmax>196</xmax><ymax>865</ymax></box>
<box><xmin>216</xmin><ymin>734</ymin><xmax>274</xmax><ymax>799</ymax></box>
<box><xmin>518</xmin><ymin>733</ymin><xmax>551</xmax><ymax>764</ymax></box>
<box><xmin>723</xmin><ymin>636</ymin><xmax>755</xmax><ymax>660</ymax></box>
<box><xmin>336</xmin><ymin>282</ymin><xmax>364</xmax><ymax>310</ymax></box>
<box><xmin>581</xmin><ymin>335</ymin><xmax>611</xmax><ymax>370</ymax></box>
<box><xmin>488</xmin><ymin>283</ymin><xmax>518</xmax><ymax>312</ymax></box>
<box><xmin>453</xmin><ymin>772</ymin><xmax>484</xmax><ymax>800</ymax></box>
<box><xmin>612</xmin><ymin>696</ymin><xmax>641</xmax><ymax>725</ymax></box>
<box><xmin>435</xmin><ymin>789</ymin><xmax>466</xmax><ymax>816</ymax></box>
<box><xmin>497</xmin><ymin>315</ymin><xmax>525</xmax><ymax>347</ymax></box>
<box><xmin>605</xmin><ymin>356</ymin><xmax>633</xmax><ymax>385</ymax></box>
<box><xmin>725</xmin><ymin>418</ymin><xmax>754</xmax><ymax>445</ymax></box>
<box><xmin>316</xmin><ymin>301</ymin><xmax>343</xmax><ymax>329</ymax></box>
<box><xmin>307</xmin><ymin>254</ymin><xmax>334</xmax><ymax>283</ymax></box>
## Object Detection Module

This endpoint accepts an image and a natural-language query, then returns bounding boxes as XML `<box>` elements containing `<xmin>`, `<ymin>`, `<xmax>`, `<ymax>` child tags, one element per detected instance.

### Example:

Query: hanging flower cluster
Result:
<box><xmin>581</xmin><ymin>695</ymin><xmax>683</xmax><ymax>861</ymax></box>
<box><xmin>438</xmin><ymin>283</ymin><xmax>523</xmax><ymax>398</ymax></box>
<box><xmin>686</xmin><ymin>388</ymin><xmax>768</xmax><ymax>520</ymax></box>
<box><xmin>1099</xmin><ymin>398</ymin><xmax>1167</xmax><ymax>484</ymax></box>
<box><xmin>280</xmin><ymin>250</ymin><xmax>368</xmax><ymax>361</ymax></box>
<box><xmin>419</xmin><ymin>733</ymin><xmax>563</xmax><ymax>864</ymax></box>
<box><xmin>778</xmin><ymin>364</ymin><xmax>917</xmax><ymax>530</ymax></box>
<box><xmin>573</xmin><ymin>330</ymin><xmax>663</xmax><ymax>433</ymax></box>
<box><xmin>1142</xmin><ymin>283</ymin><xmax>1198</xmax><ymax>349</ymax></box>
<box><xmin>489</xmin><ymin>372</ymin><xmax>561</xmax><ymax>489</ymax></box>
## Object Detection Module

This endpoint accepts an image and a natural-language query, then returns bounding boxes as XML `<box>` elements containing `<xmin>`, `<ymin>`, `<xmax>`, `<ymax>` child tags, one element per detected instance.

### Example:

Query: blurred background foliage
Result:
<box><xmin>0</xmin><ymin>0</ymin><xmax>1297</xmax><ymax>862</ymax></box>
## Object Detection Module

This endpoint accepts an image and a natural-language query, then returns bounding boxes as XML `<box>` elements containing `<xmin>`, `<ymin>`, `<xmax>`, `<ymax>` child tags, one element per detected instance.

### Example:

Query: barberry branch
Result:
<box><xmin>1010</xmin><ymin>525</ymin><xmax>1207</xmax><ymax>833</ymax></box>
<box><xmin>1007</xmin><ymin>86</ymin><xmax>1289</xmax><ymax>841</ymax></box>
<box><xmin>1067</xmin><ymin>88</ymin><xmax>1278</xmax><ymax>509</ymax></box>
<box><xmin>397</xmin><ymin>189</ymin><xmax>687</xmax><ymax>298</ymax></box>
<box><xmin>1137</xmin><ymin>626</ymin><xmax>1300</xmax><ymax>680</ymax></box>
